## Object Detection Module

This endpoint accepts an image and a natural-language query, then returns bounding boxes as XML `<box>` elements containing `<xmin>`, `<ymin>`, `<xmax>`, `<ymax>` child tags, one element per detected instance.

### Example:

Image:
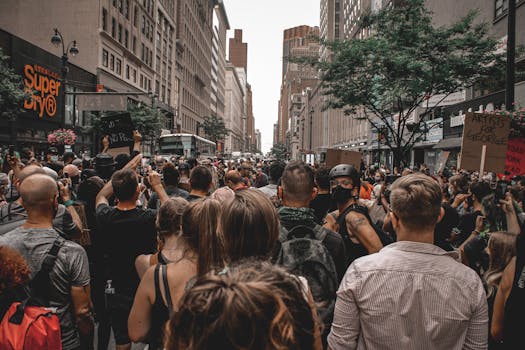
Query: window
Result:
<box><xmin>495</xmin><ymin>0</ymin><xmax>508</xmax><ymax>17</ymax></box>
<box><xmin>102</xmin><ymin>49</ymin><xmax>108</xmax><ymax>67</ymax></box>
<box><xmin>148</xmin><ymin>79</ymin><xmax>151</xmax><ymax>92</ymax></box>
<box><xmin>162</xmin><ymin>85</ymin><xmax>166</xmax><ymax>101</ymax></box>
<box><xmin>155</xmin><ymin>80</ymin><xmax>160</xmax><ymax>93</ymax></box>
<box><xmin>168</xmin><ymin>45</ymin><xmax>172</xmax><ymax>59</ymax></box>
<box><xmin>112</xmin><ymin>0</ymin><xmax>116</xmax><ymax>6</ymax></box>
<box><xmin>167</xmin><ymin>88</ymin><xmax>171</xmax><ymax>105</ymax></box>
<box><xmin>125</xmin><ymin>30</ymin><xmax>129</xmax><ymax>48</ymax></box>
<box><xmin>141</xmin><ymin>43</ymin><xmax>145</xmax><ymax>60</ymax></box>
<box><xmin>140</xmin><ymin>74</ymin><xmax>144</xmax><ymax>88</ymax></box>
<box><xmin>116</xmin><ymin>58</ymin><xmax>122</xmax><ymax>75</ymax></box>
<box><xmin>156</xmin><ymin>32</ymin><xmax>161</xmax><ymax>47</ymax></box>
<box><xmin>102</xmin><ymin>8</ymin><xmax>107</xmax><ymax>31</ymax></box>
<box><xmin>111</xmin><ymin>17</ymin><xmax>116</xmax><ymax>37</ymax></box>
<box><xmin>110</xmin><ymin>54</ymin><xmax>115</xmax><ymax>70</ymax></box>
<box><xmin>149</xmin><ymin>51</ymin><xmax>153</xmax><ymax>67</ymax></box>
<box><xmin>118</xmin><ymin>24</ymin><xmax>122</xmax><ymax>43</ymax></box>
<box><xmin>142</xmin><ymin>15</ymin><xmax>146</xmax><ymax>34</ymax></box>
<box><xmin>168</xmin><ymin>66</ymin><xmax>171</xmax><ymax>78</ymax></box>
<box><xmin>132</xmin><ymin>68</ymin><xmax>137</xmax><ymax>83</ymax></box>
<box><xmin>145</xmin><ymin>47</ymin><xmax>149</xmax><ymax>64</ymax></box>
<box><xmin>156</xmin><ymin>55</ymin><xmax>161</xmax><ymax>70</ymax></box>
<box><xmin>125</xmin><ymin>0</ymin><xmax>130</xmax><ymax>18</ymax></box>
<box><xmin>132</xmin><ymin>36</ymin><xmax>136</xmax><ymax>53</ymax></box>
<box><xmin>133</xmin><ymin>6</ymin><xmax>138</xmax><ymax>26</ymax></box>
<box><xmin>126</xmin><ymin>65</ymin><xmax>130</xmax><ymax>79</ymax></box>
<box><xmin>163</xmin><ymin>39</ymin><xmax>167</xmax><ymax>56</ymax></box>
<box><xmin>118</xmin><ymin>0</ymin><xmax>123</xmax><ymax>13</ymax></box>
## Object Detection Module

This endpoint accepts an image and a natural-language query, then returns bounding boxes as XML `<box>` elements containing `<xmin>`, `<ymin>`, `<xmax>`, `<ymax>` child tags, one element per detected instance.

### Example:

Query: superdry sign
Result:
<box><xmin>23</xmin><ymin>64</ymin><xmax>61</xmax><ymax>118</ymax></box>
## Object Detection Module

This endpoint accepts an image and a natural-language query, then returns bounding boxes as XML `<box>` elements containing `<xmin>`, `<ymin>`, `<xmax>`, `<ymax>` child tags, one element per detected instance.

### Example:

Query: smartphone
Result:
<box><xmin>8</xmin><ymin>145</ymin><xmax>14</xmax><ymax>157</ymax></box>
<box><xmin>494</xmin><ymin>181</ymin><xmax>508</xmax><ymax>202</ymax></box>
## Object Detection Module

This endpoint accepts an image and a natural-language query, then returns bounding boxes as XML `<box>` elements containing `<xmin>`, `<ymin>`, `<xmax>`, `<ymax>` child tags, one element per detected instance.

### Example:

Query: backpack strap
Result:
<box><xmin>161</xmin><ymin>265</ymin><xmax>173</xmax><ymax>315</ymax></box>
<box><xmin>313</xmin><ymin>224</ymin><xmax>329</xmax><ymax>242</ymax></box>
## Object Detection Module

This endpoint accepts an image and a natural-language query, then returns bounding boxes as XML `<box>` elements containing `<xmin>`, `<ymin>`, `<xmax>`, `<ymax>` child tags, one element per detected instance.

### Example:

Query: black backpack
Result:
<box><xmin>275</xmin><ymin>224</ymin><xmax>338</xmax><ymax>327</ymax></box>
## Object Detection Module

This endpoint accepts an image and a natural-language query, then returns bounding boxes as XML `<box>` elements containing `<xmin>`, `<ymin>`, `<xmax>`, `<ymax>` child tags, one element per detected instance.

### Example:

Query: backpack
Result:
<box><xmin>275</xmin><ymin>224</ymin><xmax>338</xmax><ymax>325</ymax></box>
<box><xmin>0</xmin><ymin>238</ymin><xmax>64</xmax><ymax>350</ymax></box>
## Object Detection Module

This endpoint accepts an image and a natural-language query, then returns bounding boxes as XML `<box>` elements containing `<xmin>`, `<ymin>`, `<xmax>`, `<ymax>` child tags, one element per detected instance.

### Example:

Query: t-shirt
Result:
<box><xmin>0</xmin><ymin>227</ymin><xmax>90</xmax><ymax>350</ymax></box>
<box><xmin>95</xmin><ymin>204</ymin><xmax>157</xmax><ymax>295</ymax></box>
<box><xmin>187</xmin><ymin>194</ymin><xmax>205</xmax><ymax>202</ymax></box>
<box><xmin>309</xmin><ymin>193</ymin><xmax>334</xmax><ymax>224</ymax></box>
<box><xmin>0</xmin><ymin>202</ymin><xmax>77</xmax><ymax>237</ymax></box>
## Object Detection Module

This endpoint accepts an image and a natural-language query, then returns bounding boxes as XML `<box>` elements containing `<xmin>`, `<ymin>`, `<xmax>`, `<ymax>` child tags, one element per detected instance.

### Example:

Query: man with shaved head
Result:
<box><xmin>0</xmin><ymin>163</ymin><xmax>82</xmax><ymax>237</ymax></box>
<box><xmin>225</xmin><ymin>170</ymin><xmax>247</xmax><ymax>191</ymax></box>
<box><xmin>0</xmin><ymin>173</ymin><xmax>94</xmax><ymax>349</ymax></box>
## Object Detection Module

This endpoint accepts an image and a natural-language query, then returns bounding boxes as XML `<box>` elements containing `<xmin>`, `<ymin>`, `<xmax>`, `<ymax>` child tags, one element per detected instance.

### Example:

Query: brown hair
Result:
<box><xmin>281</xmin><ymin>161</ymin><xmax>315</xmax><ymax>202</ymax></box>
<box><xmin>221</xmin><ymin>190</ymin><xmax>279</xmax><ymax>263</ymax></box>
<box><xmin>165</xmin><ymin>261</ymin><xmax>317</xmax><ymax>350</ymax></box>
<box><xmin>484</xmin><ymin>231</ymin><xmax>517</xmax><ymax>297</ymax></box>
<box><xmin>182</xmin><ymin>197</ymin><xmax>225</xmax><ymax>276</ymax></box>
<box><xmin>0</xmin><ymin>246</ymin><xmax>31</xmax><ymax>295</ymax></box>
<box><xmin>156</xmin><ymin>197</ymin><xmax>189</xmax><ymax>241</ymax></box>
<box><xmin>390</xmin><ymin>174</ymin><xmax>442</xmax><ymax>231</ymax></box>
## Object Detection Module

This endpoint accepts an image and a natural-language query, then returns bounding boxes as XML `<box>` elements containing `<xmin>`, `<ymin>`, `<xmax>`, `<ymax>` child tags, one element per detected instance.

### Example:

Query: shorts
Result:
<box><xmin>106</xmin><ymin>293</ymin><xmax>134</xmax><ymax>345</ymax></box>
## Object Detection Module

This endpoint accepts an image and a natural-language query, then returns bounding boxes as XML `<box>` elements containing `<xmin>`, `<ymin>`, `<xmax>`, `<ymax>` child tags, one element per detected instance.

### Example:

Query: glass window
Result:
<box><xmin>495</xmin><ymin>0</ymin><xmax>508</xmax><ymax>17</ymax></box>
<box><xmin>155</xmin><ymin>80</ymin><xmax>160</xmax><ymax>94</ymax></box>
<box><xmin>102</xmin><ymin>8</ymin><xmax>107</xmax><ymax>31</ymax></box>
<box><xmin>102</xmin><ymin>49</ymin><xmax>108</xmax><ymax>67</ymax></box>
<box><xmin>110</xmin><ymin>54</ymin><xmax>115</xmax><ymax>70</ymax></box>
<box><xmin>125</xmin><ymin>0</ymin><xmax>130</xmax><ymax>18</ymax></box>
<box><xmin>118</xmin><ymin>24</ymin><xmax>122</xmax><ymax>43</ymax></box>
<box><xmin>157</xmin><ymin>32</ymin><xmax>161</xmax><ymax>47</ymax></box>
<box><xmin>132</xmin><ymin>36</ymin><xmax>136</xmax><ymax>53</ymax></box>
<box><xmin>141</xmin><ymin>43</ymin><xmax>145</xmax><ymax>60</ymax></box>
<box><xmin>142</xmin><ymin>15</ymin><xmax>146</xmax><ymax>34</ymax></box>
<box><xmin>133</xmin><ymin>68</ymin><xmax>137</xmax><ymax>83</ymax></box>
<box><xmin>125</xmin><ymin>30</ymin><xmax>129</xmax><ymax>48</ymax></box>
<box><xmin>116</xmin><ymin>58</ymin><xmax>122</xmax><ymax>75</ymax></box>
<box><xmin>156</xmin><ymin>55</ymin><xmax>161</xmax><ymax>69</ymax></box>
<box><xmin>112</xmin><ymin>17</ymin><xmax>116</xmax><ymax>37</ymax></box>
<box><xmin>133</xmin><ymin>6</ymin><xmax>138</xmax><ymax>26</ymax></box>
<box><xmin>140</xmin><ymin>74</ymin><xmax>143</xmax><ymax>88</ymax></box>
<box><xmin>118</xmin><ymin>0</ymin><xmax>123</xmax><ymax>13</ymax></box>
<box><xmin>126</xmin><ymin>65</ymin><xmax>130</xmax><ymax>79</ymax></box>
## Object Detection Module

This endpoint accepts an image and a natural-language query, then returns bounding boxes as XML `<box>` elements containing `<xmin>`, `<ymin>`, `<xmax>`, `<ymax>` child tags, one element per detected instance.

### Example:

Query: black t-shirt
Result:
<box><xmin>457</xmin><ymin>210</ymin><xmax>482</xmax><ymax>246</ymax></box>
<box><xmin>95</xmin><ymin>204</ymin><xmax>157</xmax><ymax>295</ymax></box>
<box><xmin>309</xmin><ymin>193</ymin><xmax>334</xmax><ymax>224</ymax></box>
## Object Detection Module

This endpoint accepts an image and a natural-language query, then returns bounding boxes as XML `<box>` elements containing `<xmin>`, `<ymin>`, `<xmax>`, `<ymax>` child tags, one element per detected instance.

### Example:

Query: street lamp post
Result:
<box><xmin>51</xmin><ymin>28</ymin><xmax>79</xmax><ymax>128</ymax></box>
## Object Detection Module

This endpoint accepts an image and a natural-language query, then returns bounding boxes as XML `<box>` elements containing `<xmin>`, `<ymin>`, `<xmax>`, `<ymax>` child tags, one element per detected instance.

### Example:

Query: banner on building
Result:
<box><xmin>505</xmin><ymin>138</ymin><xmax>525</xmax><ymax>177</ymax></box>
<box><xmin>101</xmin><ymin>113</ymin><xmax>135</xmax><ymax>152</ymax></box>
<box><xmin>77</xmin><ymin>95</ymin><xmax>127</xmax><ymax>111</ymax></box>
<box><xmin>460</xmin><ymin>112</ymin><xmax>510</xmax><ymax>173</ymax></box>
<box><xmin>325</xmin><ymin>149</ymin><xmax>362</xmax><ymax>169</ymax></box>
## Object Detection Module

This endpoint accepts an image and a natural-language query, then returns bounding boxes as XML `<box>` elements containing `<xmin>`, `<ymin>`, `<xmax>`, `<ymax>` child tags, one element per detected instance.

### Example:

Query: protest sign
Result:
<box><xmin>505</xmin><ymin>138</ymin><xmax>525</xmax><ymax>177</ymax></box>
<box><xmin>436</xmin><ymin>151</ymin><xmax>450</xmax><ymax>173</ymax></box>
<box><xmin>325</xmin><ymin>149</ymin><xmax>362</xmax><ymax>169</ymax></box>
<box><xmin>101</xmin><ymin>113</ymin><xmax>134</xmax><ymax>152</ymax></box>
<box><xmin>459</xmin><ymin>112</ymin><xmax>510</xmax><ymax>173</ymax></box>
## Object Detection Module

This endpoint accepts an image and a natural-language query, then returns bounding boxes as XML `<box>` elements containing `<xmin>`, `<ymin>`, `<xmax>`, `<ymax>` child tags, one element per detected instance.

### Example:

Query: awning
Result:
<box><xmin>433</xmin><ymin>137</ymin><xmax>462</xmax><ymax>150</ymax></box>
<box><xmin>413</xmin><ymin>142</ymin><xmax>438</xmax><ymax>149</ymax></box>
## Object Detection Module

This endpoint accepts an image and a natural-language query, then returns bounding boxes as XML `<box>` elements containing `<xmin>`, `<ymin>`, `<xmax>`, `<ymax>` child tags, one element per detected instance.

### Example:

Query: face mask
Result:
<box><xmin>331</xmin><ymin>185</ymin><xmax>353</xmax><ymax>203</ymax></box>
<box><xmin>50</xmin><ymin>155</ymin><xmax>58</xmax><ymax>162</ymax></box>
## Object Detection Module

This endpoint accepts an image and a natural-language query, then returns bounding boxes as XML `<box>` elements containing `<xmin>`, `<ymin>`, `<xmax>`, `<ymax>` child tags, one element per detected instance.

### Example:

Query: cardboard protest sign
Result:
<box><xmin>325</xmin><ymin>149</ymin><xmax>362</xmax><ymax>169</ymax></box>
<box><xmin>505</xmin><ymin>138</ymin><xmax>525</xmax><ymax>177</ymax></box>
<box><xmin>460</xmin><ymin>113</ymin><xmax>510</xmax><ymax>173</ymax></box>
<box><xmin>436</xmin><ymin>151</ymin><xmax>450</xmax><ymax>173</ymax></box>
<box><xmin>101</xmin><ymin>113</ymin><xmax>135</xmax><ymax>153</ymax></box>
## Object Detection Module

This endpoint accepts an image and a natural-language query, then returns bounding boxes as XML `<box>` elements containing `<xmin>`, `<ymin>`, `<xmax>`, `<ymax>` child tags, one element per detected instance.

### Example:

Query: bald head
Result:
<box><xmin>225</xmin><ymin>170</ymin><xmax>242</xmax><ymax>185</ymax></box>
<box><xmin>20</xmin><ymin>174</ymin><xmax>58</xmax><ymax>213</ymax></box>
<box><xmin>63</xmin><ymin>164</ymin><xmax>80</xmax><ymax>178</ymax></box>
<box><xmin>17</xmin><ymin>165</ymin><xmax>46</xmax><ymax>183</ymax></box>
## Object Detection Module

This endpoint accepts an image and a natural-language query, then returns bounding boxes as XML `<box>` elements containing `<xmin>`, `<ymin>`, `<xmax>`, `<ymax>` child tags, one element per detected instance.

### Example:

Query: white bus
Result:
<box><xmin>159</xmin><ymin>133</ymin><xmax>216</xmax><ymax>158</ymax></box>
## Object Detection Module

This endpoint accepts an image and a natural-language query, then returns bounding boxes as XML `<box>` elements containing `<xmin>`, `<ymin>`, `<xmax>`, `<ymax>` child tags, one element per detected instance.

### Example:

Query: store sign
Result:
<box><xmin>450</xmin><ymin>113</ymin><xmax>466</xmax><ymax>127</ymax></box>
<box><xmin>423</xmin><ymin>90</ymin><xmax>466</xmax><ymax>108</ymax></box>
<box><xmin>23</xmin><ymin>64</ymin><xmax>61</xmax><ymax>118</ymax></box>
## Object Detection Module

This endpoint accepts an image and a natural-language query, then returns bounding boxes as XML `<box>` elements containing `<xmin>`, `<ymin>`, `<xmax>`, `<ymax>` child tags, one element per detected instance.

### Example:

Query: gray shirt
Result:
<box><xmin>0</xmin><ymin>227</ymin><xmax>90</xmax><ymax>350</ymax></box>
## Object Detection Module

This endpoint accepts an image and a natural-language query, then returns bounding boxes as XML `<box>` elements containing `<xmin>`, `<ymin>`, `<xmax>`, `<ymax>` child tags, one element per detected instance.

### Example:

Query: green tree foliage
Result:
<box><xmin>0</xmin><ymin>48</ymin><xmax>31</xmax><ymax>121</ymax></box>
<box><xmin>271</xmin><ymin>143</ymin><xmax>287</xmax><ymax>159</ymax></box>
<box><xmin>202</xmin><ymin>115</ymin><xmax>228</xmax><ymax>144</ymax></box>
<box><xmin>305</xmin><ymin>0</ymin><xmax>505</xmax><ymax>167</ymax></box>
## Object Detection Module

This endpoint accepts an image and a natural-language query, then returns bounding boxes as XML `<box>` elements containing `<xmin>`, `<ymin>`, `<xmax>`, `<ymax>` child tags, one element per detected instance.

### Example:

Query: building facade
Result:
<box><xmin>224</xmin><ymin>62</ymin><xmax>244</xmax><ymax>154</ymax></box>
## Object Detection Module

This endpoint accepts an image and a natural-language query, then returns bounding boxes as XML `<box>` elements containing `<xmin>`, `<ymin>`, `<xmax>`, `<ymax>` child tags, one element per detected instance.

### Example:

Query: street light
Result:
<box><xmin>51</xmin><ymin>28</ymin><xmax>79</xmax><ymax>127</ymax></box>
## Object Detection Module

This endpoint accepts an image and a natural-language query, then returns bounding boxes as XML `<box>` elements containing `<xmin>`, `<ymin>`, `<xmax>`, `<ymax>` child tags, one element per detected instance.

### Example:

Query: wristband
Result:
<box><xmin>64</xmin><ymin>200</ymin><xmax>75</xmax><ymax>207</ymax></box>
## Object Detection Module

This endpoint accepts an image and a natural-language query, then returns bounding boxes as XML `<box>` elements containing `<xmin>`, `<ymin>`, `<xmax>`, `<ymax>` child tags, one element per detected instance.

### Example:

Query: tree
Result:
<box><xmin>305</xmin><ymin>0</ymin><xmax>505</xmax><ymax>167</ymax></box>
<box><xmin>271</xmin><ymin>143</ymin><xmax>287</xmax><ymax>159</ymax></box>
<box><xmin>202</xmin><ymin>115</ymin><xmax>228</xmax><ymax>144</ymax></box>
<box><xmin>0</xmin><ymin>48</ymin><xmax>30</xmax><ymax>121</ymax></box>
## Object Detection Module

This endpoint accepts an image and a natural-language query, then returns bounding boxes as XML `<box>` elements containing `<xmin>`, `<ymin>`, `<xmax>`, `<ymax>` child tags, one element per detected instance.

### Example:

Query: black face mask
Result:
<box><xmin>331</xmin><ymin>185</ymin><xmax>353</xmax><ymax>203</ymax></box>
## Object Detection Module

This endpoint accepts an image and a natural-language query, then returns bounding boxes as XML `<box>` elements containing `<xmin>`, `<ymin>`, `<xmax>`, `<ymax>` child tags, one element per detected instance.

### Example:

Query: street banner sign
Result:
<box><xmin>326</xmin><ymin>149</ymin><xmax>362</xmax><ymax>169</ymax></box>
<box><xmin>101</xmin><ymin>113</ymin><xmax>135</xmax><ymax>152</ymax></box>
<box><xmin>505</xmin><ymin>138</ymin><xmax>525</xmax><ymax>177</ymax></box>
<box><xmin>77</xmin><ymin>95</ymin><xmax>127</xmax><ymax>111</ymax></box>
<box><xmin>460</xmin><ymin>112</ymin><xmax>510</xmax><ymax>173</ymax></box>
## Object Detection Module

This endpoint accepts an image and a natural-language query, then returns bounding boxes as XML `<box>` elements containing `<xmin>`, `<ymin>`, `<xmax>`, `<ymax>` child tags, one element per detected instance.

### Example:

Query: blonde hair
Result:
<box><xmin>484</xmin><ymin>231</ymin><xmax>517</xmax><ymax>297</ymax></box>
<box><xmin>389</xmin><ymin>174</ymin><xmax>442</xmax><ymax>231</ymax></box>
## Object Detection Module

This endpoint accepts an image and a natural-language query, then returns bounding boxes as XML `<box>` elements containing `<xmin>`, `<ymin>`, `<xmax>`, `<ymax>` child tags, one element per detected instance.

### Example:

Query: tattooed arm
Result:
<box><xmin>345</xmin><ymin>211</ymin><xmax>383</xmax><ymax>254</ymax></box>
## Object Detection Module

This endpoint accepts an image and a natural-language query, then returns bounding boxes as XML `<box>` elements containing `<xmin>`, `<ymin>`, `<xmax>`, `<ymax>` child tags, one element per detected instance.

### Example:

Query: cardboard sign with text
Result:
<box><xmin>460</xmin><ymin>113</ymin><xmax>510</xmax><ymax>173</ymax></box>
<box><xmin>325</xmin><ymin>149</ymin><xmax>362</xmax><ymax>169</ymax></box>
<box><xmin>505</xmin><ymin>138</ymin><xmax>525</xmax><ymax>177</ymax></box>
<box><xmin>101</xmin><ymin>113</ymin><xmax>135</xmax><ymax>154</ymax></box>
<box><xmin>436</xmin><ymin>151</ymin><xmax>450</xmax><ymax>173</ymax></box>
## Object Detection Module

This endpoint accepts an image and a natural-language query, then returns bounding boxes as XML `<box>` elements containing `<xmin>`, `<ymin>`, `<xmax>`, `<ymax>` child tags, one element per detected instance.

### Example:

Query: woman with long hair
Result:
<box><xmin>165</xmin><ymin>261</ymin><xmax>322</xmax><ymax>350</ymax></box>
<box><xmin>484</xmin><ymin>232</ymin><xmax>517</xmax><ymax>301</ymax></box>
<box><xmin>128</xmin><ymin>197</ymin><xmax>224</xmax><ymax>349</ymax></box>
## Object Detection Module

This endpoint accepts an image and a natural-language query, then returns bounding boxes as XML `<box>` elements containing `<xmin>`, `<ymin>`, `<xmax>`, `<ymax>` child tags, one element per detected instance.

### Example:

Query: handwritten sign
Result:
<box><xmin>101</xmin><ymin>113</ymin><xmax>134</xmax><ymax>150</ymax></box>
<box><xmin>460</xmin><ymin>112</ymin><xmax>510</xmax><ymax>173</ymax></box>
<box><xmin>505</xmin><ymin>138</ymin><xmax>525</xmax><ymax>177</ymax></box>
<box><xmin>326</xmin><ymin>149</ymin><xmax>362</xmax><ymax>169</ymax></box>
<box><xmin>436</xmin><ymin>151</ymin><xmax>450</xmax><ymax>173</ymax></box>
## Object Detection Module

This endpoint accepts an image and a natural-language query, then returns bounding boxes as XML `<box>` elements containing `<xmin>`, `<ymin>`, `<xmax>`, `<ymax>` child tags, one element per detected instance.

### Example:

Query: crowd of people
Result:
<box><xmin>0</xmin><ymin>134</ymin><xmax>524</xmax><ymax>350</ymax></box>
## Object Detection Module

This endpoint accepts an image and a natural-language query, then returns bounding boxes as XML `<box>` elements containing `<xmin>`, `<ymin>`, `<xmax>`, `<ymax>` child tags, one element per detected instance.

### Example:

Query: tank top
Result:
<box><xmin>148</xmin><ymin>264</ymin><xmax>173</xmax><ymax>350</ymax></box>
<box><xmin>503</xmin><ymin>234</ymin><xmax>525</xmax><ymax>345</ymax></box>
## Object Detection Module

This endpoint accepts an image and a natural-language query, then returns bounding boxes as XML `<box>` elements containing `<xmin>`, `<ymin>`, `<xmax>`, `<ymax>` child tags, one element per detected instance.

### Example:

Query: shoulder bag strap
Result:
<box><xmin>29</xmin><ymin>237</ymin><xmax>64</xmax><ymax>305</ymax></box>
<box><xmin>161</xmin><ymin>264</ymin><xmax>174</xmax><ymax>314</ymax></box>
<box><xmin>153</xmin><ymin>263</ymin><xmax>161</xmax><ymax>305</ymax></box>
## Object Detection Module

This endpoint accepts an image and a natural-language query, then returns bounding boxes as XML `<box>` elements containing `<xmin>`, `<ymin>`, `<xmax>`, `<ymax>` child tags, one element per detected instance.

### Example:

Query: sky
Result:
<box><xmin>222</xmin><ymin>0</ymin><xmax>320</xmax><ymax>154</ymax></box>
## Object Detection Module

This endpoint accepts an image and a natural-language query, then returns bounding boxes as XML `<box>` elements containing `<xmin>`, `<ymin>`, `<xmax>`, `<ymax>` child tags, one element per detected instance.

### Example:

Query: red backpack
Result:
<box><xmin>0</xmin><ymin>238</ymin><xmax>64</xmax><ymax>350</ymax></box>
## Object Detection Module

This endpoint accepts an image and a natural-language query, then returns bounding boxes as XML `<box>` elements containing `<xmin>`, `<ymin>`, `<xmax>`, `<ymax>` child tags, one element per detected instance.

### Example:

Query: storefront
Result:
<box><xmin>0</xmin><ymin>29</ymin><xmax>96</xmax><ymax>156</ymax></box>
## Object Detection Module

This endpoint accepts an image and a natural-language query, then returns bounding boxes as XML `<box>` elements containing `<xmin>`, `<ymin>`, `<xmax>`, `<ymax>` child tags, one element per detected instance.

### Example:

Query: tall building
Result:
<box><xmin>228</xmin><ymin>29</ymin><xmax>247</xmax><ymax>71</ymax></box>
<box><xmin>0</xmin><ymin>0</ymin><xmax>171</xmax><ymax>152</ymax></box>
<box><xmin>320</xmin><ymin>0</ymin><xmax>344</xmax><ymax>60</ymax></box>
<box><xmin>277</xmin><ymin>25</ymin><xmax>320</xmax><ymax>157</ymax></box>
<box><xmin>224</xmin><ymin>62</ymin><xmax>245</xmax><ymax>153</ymax></box>
<box><xmin>246</xmin><ymin>84</ymin><xmax>256</xmax><ymax>151</ymax></box>
<box><xmin>175</xmin><ymin>0</ymin><xmax>214</xmax><ymax>135</ymax></box>
<box><xmin>211</xmin><ymin>0</ymin><xmax>229</xmax><ymax>152</ymax></box>
<box><xmin>255</xmin><ymin>129</ymin><xmax>262</xmax><ymax>153</ymax></box>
